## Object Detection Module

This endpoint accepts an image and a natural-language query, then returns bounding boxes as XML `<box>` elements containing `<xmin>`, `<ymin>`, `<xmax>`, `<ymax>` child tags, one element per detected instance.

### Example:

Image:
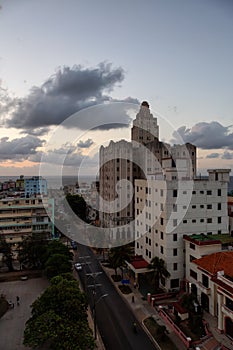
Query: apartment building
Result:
<box><xmin>134</xmin><ymin>169</ymin><xmax>231</xmax><ymax>291</ymax></box>
<box><xmin>99</xmin><ymin>101</ymin><xmax>196</xmax><ymax>243</ymax></box>
<box><xmin>25</xmin><ymin>176</ymin><xmax>48</xmax><ymax>197</ymax></box>
<box><xmin>0</xmin><ymin>196</ymin><xmax>54</xmax><ymax>258</ymax></box>
<box><xmin>99</xmin><ymin>139</ymin><xmax>134</xmax><ymax>241</ymax></box>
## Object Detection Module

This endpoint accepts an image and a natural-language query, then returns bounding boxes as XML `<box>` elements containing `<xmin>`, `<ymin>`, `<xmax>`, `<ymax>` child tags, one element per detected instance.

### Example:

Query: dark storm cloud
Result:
<box><xmin>20</xmin><ymin>127</ymin><xmax>51</xmax><ymax>136</ymax></box>
<box><xmin>29</xmin><ymin>145</ymin><xmax>98</xmax><ymax>168</ymax></box>
<box><xmin>206</xmin><ymin>153</ymin><xmax>220</xmax><ymax>159</ymax></box>
<box><xmin>5</xmin><ymin>63</ymin><xmax>139</xmax><ymax>131</ymax></box>
<box><xmin>172</xmin><ymin>122</ymin><xmax>233</xmax><ymax>149</ymax></box>
<box><xmin>0</xmin><ymin>135</ymin><xmax>44</xmax><ymax>161</ymax></box>
<box><xmin>77</xmin><ymin>139</ymin><xmax>94</xmax><ymax>148</ymax></box>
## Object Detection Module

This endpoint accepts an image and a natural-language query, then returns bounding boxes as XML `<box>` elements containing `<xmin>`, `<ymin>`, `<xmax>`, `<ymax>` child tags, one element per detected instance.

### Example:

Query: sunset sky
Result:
<box><xmin>0</xmin><ymin>0</ymin><xmax>232</xmax><ymax>177</ymax></box>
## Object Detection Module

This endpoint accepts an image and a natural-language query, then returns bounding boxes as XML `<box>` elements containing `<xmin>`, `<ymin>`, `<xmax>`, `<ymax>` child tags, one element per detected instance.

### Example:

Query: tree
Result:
<box><xmin>66</xmin><ymin>194</ymin><xmax>88</xmax><ymax>222</ymax></box>
<box><xmin>109</xmin><ymin>244</ymin><xmax>133</xmax><ymax>278</ymax></box>
<box><xmin>44</xmin><ymin>253</ymin><xmax>72</xmax><ymax>279</ymax></box>
<box><xmin>18</xmin><ymin>233</ymin><xmax>48</xmax><ymax>270</ymax></box>
<box><xmin>147</xmin><ymin>257</ymin><xmax>170</xmax><ymax>292</ymax></box>
<box><xmin>0</xmin><ymin>235</ymin><xmax>14</xmax><ymax>271</ymax></box>
<box><xmin>41</xmin><ymin>239</ymin><xmax>73</xmax><ymax>267</ymax></box>
<box><xmin>24</xmin><ymin>274</ymin><xmax>95</xmax><ymax>350</ymax></box>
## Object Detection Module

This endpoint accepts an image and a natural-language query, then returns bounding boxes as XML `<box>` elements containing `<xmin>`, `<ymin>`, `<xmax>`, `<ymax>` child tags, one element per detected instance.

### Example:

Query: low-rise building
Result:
<box><xmin>0</xmin><ymin>196</ymin><xmax>54</xmax><ymax>259</ymax></box>
<box><xmin>186</xmin><ymin>251</ymin><xmax>233</xmax><ymax>339</ymax></box>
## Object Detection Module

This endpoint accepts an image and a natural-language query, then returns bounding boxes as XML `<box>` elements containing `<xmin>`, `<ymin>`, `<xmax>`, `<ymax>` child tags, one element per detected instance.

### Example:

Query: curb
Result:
<box><xmin>142</xmin><ymin>317</ymin><xmax>162</xmax><ymax>350</ymax></box>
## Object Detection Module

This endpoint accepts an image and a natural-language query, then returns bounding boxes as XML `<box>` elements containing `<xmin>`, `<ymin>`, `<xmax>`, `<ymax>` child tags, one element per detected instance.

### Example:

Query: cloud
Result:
<box><xmin>20</xmin><ymin>127</ymin><xmax>51</xmax><ymax>136</ymax></box>
<box><xmin>0</xmin><ymin>135</ymin><xmax>44</xmax><ymax>161</ymax></box>
<box><xmin>5</xmin><ymin>63</ymin><xmax>139</xmax><ymax>131</ymax></box>
<box><xmin>77</xmin><ymin>139</ymin><xmax>94</xmax><ymax>148</ymax></box>
<box><xmin>221</xmin><ymin>151</ymin><xmax>233</xmax><ymax>159</ymax></box>
<box><xmin>206</xmin><ymin>153</ymin><xmax>220</xmax><ymax>159</ymax></box>
<box><xmin>172</xmin><ymin>122</ymin><xmax>233</xmax><ymax>150</ymax></box>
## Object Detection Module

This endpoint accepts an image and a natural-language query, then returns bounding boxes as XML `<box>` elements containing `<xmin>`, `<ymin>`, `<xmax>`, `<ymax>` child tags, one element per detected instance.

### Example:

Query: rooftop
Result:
<box><xmin>184</xmin><ymin>233</ymin><xmax>233</xmax><ymax>245</ymax></box>
<box><xmin>193</xmin><ymin>251</ymin><xmax>233</xmax><ymax>277</ymax></box>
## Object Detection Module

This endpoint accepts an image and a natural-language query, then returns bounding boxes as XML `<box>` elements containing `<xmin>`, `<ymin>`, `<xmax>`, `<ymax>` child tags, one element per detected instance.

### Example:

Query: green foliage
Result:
<box><xmin>24</xmin><ymin>274</ymin><xmax>95</xmax><ymax>350</ymax></box>
<box><xmin>66</xmin><ymin>194</ymin><xmax>88</xmax><ymax>222</ymax></box>
<box><xmin>41</xmin><ymin>239</ymin><xmax>73</xmax><ymax>266</ymax></box>
<box><xmin>44</xmin><ymin>253</ymin><xmax>72</xmax><ymax>279</ymax></box>
<box><xmin>18</xmin><ymin>233</ymin><xmax>48</xmax><ymax>270</ymax></box>
<box><xmin>0</xmin><ymin>235</ymin><xmax>14</xmax><ymax>271</ymax></box>
<box><xmin>108</xmin><ymin>244</ymin><xmax>133</xmax><ymax>277</ymax></box>
<box><xmin>147</xmin><ymin>256</ymin><xmax>170</xmax><ymax>292</ymax></box>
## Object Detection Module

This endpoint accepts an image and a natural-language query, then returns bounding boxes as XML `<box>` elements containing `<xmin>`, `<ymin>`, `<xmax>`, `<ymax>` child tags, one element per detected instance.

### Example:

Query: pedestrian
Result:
<box><xmin>16</xmin><ymin>296</ymin><xmax>20</xmax><ymax>306</ymax></box>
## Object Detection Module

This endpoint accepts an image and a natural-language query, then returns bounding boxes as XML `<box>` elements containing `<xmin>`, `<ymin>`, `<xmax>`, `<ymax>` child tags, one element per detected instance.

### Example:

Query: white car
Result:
<box><xmin>75</xmin><ymin>262</ymin><xmax>82</xmax><ymax>271</ymax></box>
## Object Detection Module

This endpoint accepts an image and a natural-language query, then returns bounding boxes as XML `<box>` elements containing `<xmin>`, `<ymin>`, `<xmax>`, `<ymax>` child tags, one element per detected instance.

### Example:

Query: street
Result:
<box><xmin>76</xmin><ymin>244</ymin><xmax>156</xmax><ymax>350</ymax></box>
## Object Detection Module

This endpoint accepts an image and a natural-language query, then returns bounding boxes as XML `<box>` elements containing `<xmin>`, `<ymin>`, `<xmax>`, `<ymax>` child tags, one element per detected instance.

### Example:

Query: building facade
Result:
<box><xmin>0</xmin><ymin>196</ymin><xmax>54</xmax><ymax>259</ymax></box>
<box><xmin>24</xmin><ymin>176</ymin><xmax>48</xmax><ymax>197</ymax></box>
<box><xmin>135</xmin><ymin>169</ymin><xmax>230</xmax><ymax>290</ymax></box>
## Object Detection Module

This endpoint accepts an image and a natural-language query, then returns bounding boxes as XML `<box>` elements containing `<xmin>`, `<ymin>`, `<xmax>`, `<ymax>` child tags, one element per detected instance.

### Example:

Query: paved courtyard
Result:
<box><xmin>0</xmin><ymin>277</ymin><xmax>49</xmax><ymax>350</ymax></box>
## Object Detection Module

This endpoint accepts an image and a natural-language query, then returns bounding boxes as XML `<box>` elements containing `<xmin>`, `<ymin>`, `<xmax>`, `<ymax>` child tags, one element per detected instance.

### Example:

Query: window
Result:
<box><xmin>149</xmin><ymin>238</ymin><xmax>151</xmax><ymax>246</ymax></box>
<box><xmin>202</xmin><ymin>274</ymin><xmax>209</xmax><ymax>288</ymax></box>
<box><xmin>226</xmin><ymin>297</ymin><xmax>233</xmax><ymax>311</ymax></box>
<box><xmin>160</xmin><ymin>231</ymin><xmax>164</xmax><ymax>240</ymax></box>
<box><xmin>173</xmin><ymin>248</ymin><xmax>177</xmax><ymax>256</ymax></box>
<box><xmin>192</xmin><ymin>191</ymin><xmax>196</xmax><ymax>194</ymax></box>
<box><xmin>200</xmin><ymin>204</ymin><xmax>204</xmax><ymax>208</ymax></box>
<box><xmin>200</xmin><ymin>190</ymin><xmax>204</xmax><ymax>194</ymax></box>
<box><xmin>192</xmin><ymin>219</ymin><xmax>196</xmax><ymax>223</ymax></box>
<box><xmin>146</xmin><ymin>237</ymin><xmax>148</xmax><ymax>243</ymax></box>
<box><xmin>218</xmin><ymin>203</ymin><xmax>221</xmax><ymax>210</ymax></box>
<box><xmin>192</xmin><ymin>205</ymin><xmax>196</xmax><ymax>209</ymax></box>
<box><xmin>173</xmin><ymin>219</ymin><xmax>177</xmax><ymax>227</ymax></box>
<box><xmin>218</xmin><ymin>189</ymin><xmax>221</xmax><ymax>196</ymax></box>
<box><xmin>173</xmin><ymin>263</ymin><xmax>178</xmax><ymax>271</ymax></box>
<box><xmin>200</xmin><ymin>219</ymin><xmax>204</xmax><ymax>223</ymax></box>
<box><xmin>160</xmin><ymin>189</ymin><xmax>164</xmax><ymax>197</ymax></box>
<box><xmin>160</xmin><ymin>218</ymin><xmax>164</xmax><ymax>225</ymax></box>
<box><xmin>173</xmin><ymin>233</ymin><xmax>177</xmax><ymax>241</ymax></box>
<box><xmin>218</xmin><ymin>217</ymin><xmax>221</xmax><ymax>224</ymax></box>
<box><xmin>190</xmin><ymin>243</ymin><xmax>195</xmax><ymax>250</ymax></box>
<box><xmin>136</xmin><ymin>242</ymin><xmax>139</xmax><ymax>248</ymax></box>
<box><xmin>207</xmin><ymin>218</ymin><xmax>212</xmax><ymax>223</ymax></box>
<box><xmin>173</xmin><ymin>189</ymin><xmax>177</xmax><ymax>197</ymax></box>
<box><xmin>190</xmin><ymin>255</ymin><xmax>195</xmax><ymax>262</ymax></box>
<box><xmin>207</xmin><ymin>204</ymin><xmax>212</xmax><ymax>209</ymax></box>
<box><xmin>207</xmin><ymin>190</ymin><xmax>212</xmax><ymax>195</ymax></box>
<box><xmin>173</xmin><ymin>204</ymin><xmax>177</xmax><ymax>212</ymax></box>
<box><xmin>160</xmin><ymin>246</ymin><xmax>164</xmax><ymax>254</ymax></box>
<box><xmin>183</xmin><ymin>219</ymin><xmax>187</xmax><ymax>224</ymax></box>
<box><xmin>190</xmin><ymin>270</ymin><xmax>197</xmax><ymax>280</ymax></box>
<box><xmin>170</xmin><ymin>279</ymin><xmax>179</xmax><ymax>289</ymax></box>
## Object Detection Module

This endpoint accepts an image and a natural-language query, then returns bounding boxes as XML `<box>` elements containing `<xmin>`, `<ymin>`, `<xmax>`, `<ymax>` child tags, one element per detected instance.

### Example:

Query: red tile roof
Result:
<box><xmin>130</xmin><ymin>255</ymin><xmax>149</xmax><ymax>269</ymax></box>
<box><xmin>193</xmin><ymin>251</ymin><xmax>233</xmax><ymax>277</ymax></box>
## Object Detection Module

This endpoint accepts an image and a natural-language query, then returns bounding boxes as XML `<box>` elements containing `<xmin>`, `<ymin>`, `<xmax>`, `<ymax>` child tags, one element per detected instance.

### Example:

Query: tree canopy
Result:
<box><xmin>148</xmin><ymin>256</ymin><xmax>170</xmax><ymax>292</ymax></box>
<box><xmin>24</xmin><ymin>274</ymin><xmax>95</xmax><ymax>350</ymax></box>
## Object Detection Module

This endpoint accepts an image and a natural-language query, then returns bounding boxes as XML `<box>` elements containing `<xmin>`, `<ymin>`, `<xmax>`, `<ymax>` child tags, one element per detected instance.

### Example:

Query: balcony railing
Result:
<box><xmin>198</xmin><ymin>281</ymin><xmax>211</xmax><ymax>295</ymax></box>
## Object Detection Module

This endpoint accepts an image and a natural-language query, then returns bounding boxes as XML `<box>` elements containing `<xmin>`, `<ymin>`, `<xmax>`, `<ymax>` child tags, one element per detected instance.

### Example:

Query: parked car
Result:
<box><xmin>74</xmin><ymin>263</ymin><xmax>82</xmax><ymax>271</ymax></box>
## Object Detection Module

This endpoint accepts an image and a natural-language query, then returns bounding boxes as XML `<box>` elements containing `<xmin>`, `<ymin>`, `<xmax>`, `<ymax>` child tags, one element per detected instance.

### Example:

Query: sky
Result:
<box><xmin>0</xmin><ymin>0</ymin><xmax>232</xmax><ymax>178</ymax></box>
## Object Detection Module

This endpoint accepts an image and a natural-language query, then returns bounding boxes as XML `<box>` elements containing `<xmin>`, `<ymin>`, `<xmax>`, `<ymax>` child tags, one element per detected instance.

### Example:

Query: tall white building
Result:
<box><xmin>135</xmin><ymin>169</ymin><xmax>231</xmax><ymax>290</ymax></box>
<box><xmin>99</xmin><ymin>102</ymin><xmax>196</xmax><ymax>245</ymax></box>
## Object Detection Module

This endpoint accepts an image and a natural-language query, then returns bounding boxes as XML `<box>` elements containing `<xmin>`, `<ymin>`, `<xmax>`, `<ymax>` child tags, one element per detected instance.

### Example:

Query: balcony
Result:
<box><xmin>198</xmin><ymin>281</ymin><xmax>211</xmax><ymax>295</ymax></box>
<box><xmin>222</xmin><ymin>305</ymin><xmax>233</xmax><ymax>319</ymax></box>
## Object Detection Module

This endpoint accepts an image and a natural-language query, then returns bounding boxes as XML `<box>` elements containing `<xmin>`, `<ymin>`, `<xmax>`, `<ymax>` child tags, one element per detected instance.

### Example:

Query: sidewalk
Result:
<box><xmin>101</xmin><ymin>264</ymin><xmax>187</xmax><ymax>350</ymax></box>
<box><xmin>202</xmin><ymin>311</ymin><xmax>233</xmax><ymax>349</ymax></box>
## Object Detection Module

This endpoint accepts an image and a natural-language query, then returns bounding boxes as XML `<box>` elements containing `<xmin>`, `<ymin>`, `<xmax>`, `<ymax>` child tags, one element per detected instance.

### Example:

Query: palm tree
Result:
<box><xmin>147</xmin><ymin>256</ymin><xmax>170</xmax><ymax>293</ymax></box>
<box><xmin>109</xmin><ymin>244</ymin><xmax>133</xmax><ymax>278</ymax></box>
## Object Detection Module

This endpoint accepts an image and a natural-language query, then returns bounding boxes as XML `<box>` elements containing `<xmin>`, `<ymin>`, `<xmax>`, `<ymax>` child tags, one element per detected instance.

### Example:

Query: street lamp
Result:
<box><xmin>93</xmin><ymin>293</ymin><xmax>108</xmax><ymax>339</ymax></box>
